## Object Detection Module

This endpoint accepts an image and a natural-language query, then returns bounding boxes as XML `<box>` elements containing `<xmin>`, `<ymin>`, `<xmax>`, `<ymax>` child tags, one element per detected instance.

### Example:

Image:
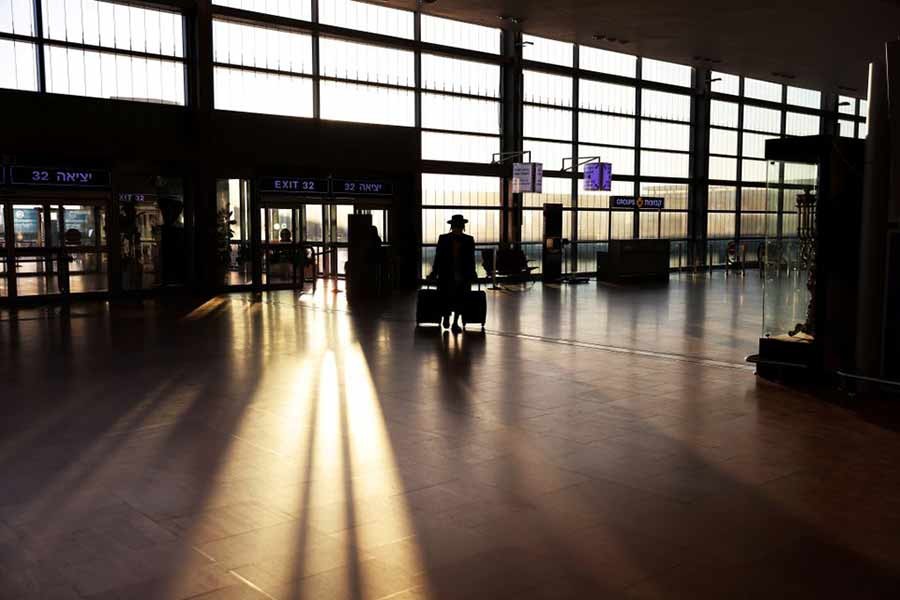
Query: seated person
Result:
<box><xmin>495</xmin><ymin>244</ymin><xmax>534</xmax><ymax>278</ymax></box>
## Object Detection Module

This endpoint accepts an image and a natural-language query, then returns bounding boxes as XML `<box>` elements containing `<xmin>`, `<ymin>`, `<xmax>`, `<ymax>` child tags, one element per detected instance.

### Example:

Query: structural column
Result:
<box><xmin>188</xmin><ymin>0</ymin><xmax>219</xmax><ymax>292</ymax></box>
<box><xmin>689</xmin><ymin>67</ymin><xmax>711</xmax><ymax>268</ymax></box>
<box><xmin>501</xmin><ymin>27</ymin><xmax>524</xmax><ymax>245</ymax></box>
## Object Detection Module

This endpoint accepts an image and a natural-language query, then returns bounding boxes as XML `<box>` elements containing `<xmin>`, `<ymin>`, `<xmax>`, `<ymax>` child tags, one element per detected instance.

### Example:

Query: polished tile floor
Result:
<box><xmin>1</xmin><ymin>275</ymin><xmax>899</xmax><ymax>599</ymax></box>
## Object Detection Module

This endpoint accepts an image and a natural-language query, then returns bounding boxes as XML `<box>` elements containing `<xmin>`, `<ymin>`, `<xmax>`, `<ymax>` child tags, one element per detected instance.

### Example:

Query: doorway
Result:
<box><xmin>2</xmin><ymin>198</ymin><xmax>109</xmax><ymax>299</ymax></box>
<box><xmin>258</xmin><ymin>199</ymin><xmax>390</xmax><ymax>289</ymax></box>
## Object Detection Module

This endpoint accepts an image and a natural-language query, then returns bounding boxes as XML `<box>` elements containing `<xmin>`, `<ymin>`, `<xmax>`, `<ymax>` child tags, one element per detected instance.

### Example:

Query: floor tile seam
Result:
<box><xmin>487</xmin><ymin>330</ymin><xmax>753</xmax><ymax>371</ymax></box>
<box><xmin>206</xmin><ymin>427</ymin><xmax>291</xmax><ymax>461</ymax></box>
<box><xmin>375</xmin><ymin>587</ymin><xmax>422</xmax><ymax>600</ymax></box>
<box><xmin>219</xmin><ymin>569</ymin><xmax>278</xmax><ymax>600</ymax></box>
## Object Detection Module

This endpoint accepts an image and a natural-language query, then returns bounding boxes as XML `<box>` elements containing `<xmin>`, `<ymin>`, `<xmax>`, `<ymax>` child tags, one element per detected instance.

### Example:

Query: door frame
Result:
<box><xmin>0</xmin><ymin>190</ymin><xmax>112</xmax><ymax>304</ymax></box>
<box><xmin>254</xmin><ymin>194</ymin><xmax>392</xmax><ymax>291</ymax></box>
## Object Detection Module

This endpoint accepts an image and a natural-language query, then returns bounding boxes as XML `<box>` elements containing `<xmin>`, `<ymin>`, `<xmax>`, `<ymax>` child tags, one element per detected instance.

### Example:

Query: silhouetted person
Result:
<box><xmin>302</xmin><ymin>245</ymin><xmax>317</xmax><ymax>293</ymax></box>
<box><xmin>367</xmin><ymin>225</ymin><xmax>384</xmax><ymax>295</ymax></box>
<box><xmin>429</xmin><ymin>214</ymin><xmax>476</xmax><ymax>333</ymax></box>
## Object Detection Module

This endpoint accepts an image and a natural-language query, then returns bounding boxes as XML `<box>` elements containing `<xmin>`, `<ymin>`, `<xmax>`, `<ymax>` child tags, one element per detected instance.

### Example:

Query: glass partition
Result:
<box><xmin>120</xmin><ymin>176</ymin><xmax>184</xmax><ymax>291</ymax></box>
<box><xmin>215</xmin><ymin>179</ymin><xmax>251</xmax><ymax>287</ymax></box>
<box><xmin>762</xmin><ymin>159</ymin><xmax>818</xmax><ymax>341</ymax></box>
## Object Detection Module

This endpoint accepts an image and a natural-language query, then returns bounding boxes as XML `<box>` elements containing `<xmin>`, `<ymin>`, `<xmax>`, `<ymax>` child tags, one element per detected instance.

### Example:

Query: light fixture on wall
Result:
<box><xmin>592</xmin><ymin>33</ymin><xmax>629</xmax><ymax>45</ymax></box>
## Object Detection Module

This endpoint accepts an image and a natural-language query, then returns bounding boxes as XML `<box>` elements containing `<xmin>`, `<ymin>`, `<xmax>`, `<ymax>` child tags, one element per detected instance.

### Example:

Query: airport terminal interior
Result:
<box><xmin>1</xmin><ymin>0</ymin><xmax>899</xmax><ymax>598</ymax></box>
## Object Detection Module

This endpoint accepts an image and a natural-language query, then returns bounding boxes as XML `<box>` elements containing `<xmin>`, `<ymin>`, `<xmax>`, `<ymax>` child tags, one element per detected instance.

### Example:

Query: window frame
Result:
<box><xmin>1</xmin><ymin>0</ymin><xmax>189</xmax><ymax>104</ymax></box>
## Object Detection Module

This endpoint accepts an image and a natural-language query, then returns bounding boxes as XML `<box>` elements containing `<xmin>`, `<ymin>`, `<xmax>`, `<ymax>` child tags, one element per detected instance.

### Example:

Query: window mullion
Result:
<box><xmin>33</xmin><ymin>0</ymin><xmax>47</xmax><ymax>92</ymax></box>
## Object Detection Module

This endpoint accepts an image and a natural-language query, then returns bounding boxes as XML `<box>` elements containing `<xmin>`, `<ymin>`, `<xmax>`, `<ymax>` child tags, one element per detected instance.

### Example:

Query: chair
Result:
<box><xmin>488</xmin><ymin>244</ymin><xmax>537</xmax><ymax>281</ymax></box>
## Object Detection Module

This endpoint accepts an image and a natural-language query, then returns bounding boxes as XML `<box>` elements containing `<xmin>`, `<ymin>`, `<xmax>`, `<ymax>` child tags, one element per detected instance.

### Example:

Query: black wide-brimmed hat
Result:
<box><xmin>447</xmin><ymin>214</ymin><xmax>469</xmax><ymax>226</ymax></box>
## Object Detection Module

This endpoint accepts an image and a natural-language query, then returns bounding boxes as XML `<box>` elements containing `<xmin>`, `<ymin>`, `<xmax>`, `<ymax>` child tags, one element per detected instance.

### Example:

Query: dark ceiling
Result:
<box><xmin>384</xmin><ymin>0</ymin><xmax>900</xmax><ymax>96</ymax></box>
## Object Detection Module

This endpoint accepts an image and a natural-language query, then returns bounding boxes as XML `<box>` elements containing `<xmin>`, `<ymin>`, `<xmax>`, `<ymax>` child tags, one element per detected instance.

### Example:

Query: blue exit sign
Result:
<box><xmin>10</xmin><ymin>166</ymin><xmax>111</xmax><ymax>188</ymax></box>
<box><xmin>333</xmin><ymin>179</ymin><xmax>393</xmax><ymax>196</ymax></box>
<box><xmin>260</xmin><ymin>177</ymin><xmax>328</xmax><ymax>194</ymax></box>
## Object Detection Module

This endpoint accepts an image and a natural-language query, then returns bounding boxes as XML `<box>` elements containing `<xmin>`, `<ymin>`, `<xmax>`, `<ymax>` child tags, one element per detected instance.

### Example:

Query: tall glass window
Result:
<box><xmin>522</xmin><ymin>34</ymin><xmax>573</xmax><ymax>67</ymax></box>
<box><xmin>40</xmin><ymin>0</ymin><xmax>186</xmax><ymax>103</ymax></box>
<box><xmin>786</xmin><ymin>85</ymin><xmax>821</xmax><ymax>109</ymax></box>
<box><xmin>3</xmin><ymin>1</ymin><xmax>188</xmax><ymax>102</ymax></box>
<box><xmin>837</xmin><ymin>95</ymin><xmax>867</xmax><ymax>139</ymax></box>
<box><xmin>319</xmin><ymin>37</ymin><xmax>414</xmax><ymax>126</ymax></box>
<box><xmin>318</xmin><ymin>0</ymin><xmax>413</xmax><ymax>38</ymax></box>
<box><xmin>213</xmin><ymin>19</ymin><xmax>313</xmax><ymax>117</ymax></box>
<box><xmin>213</xmin><ymin>0</ymin><xmax>311</xmax><ymax>21</ymax></box>
<box><xmin>212</xmin><ymin>0</ymin><xmax>420</xmax><ymax>123</ymax></box>
<box><xmin>523</xmin><ymin>67</ymin><xmax>573</xmax><ymax>170</ymax></box>
<box><xmin>744</xmin><ymin>77</ymin><xmax>782</xmax><ymax>103</ymax></box>
<box><xmin>421</xmin><ymin>174</ymin><xmax>501</xmax><ymax>277</ymax></box>
<box><xmin>517</xmin><ymin>37</ymin><xmax>696</xmax><ymax>270</ymax></box>
<box><xmin>705</xmin><ymin>71</ymin><xmax>827</xmax><ymax>264</ymax></box>
<box><xmin>0</xmin><ymin>39</ymin><xmax>39</xmax><ymax>91</ymax></box>
<box><xmin>1</xmin><ymin>0</ymin><xmax>36</xmax><ymax>35</ymax></box>
<box><xmin>578</xmin><ymin>78</ymin><xmax>636</xmax><ymax>179</ymax></box>
<box><xmin>420</xmin><ymin>54</ymin><xmax>500</xmax><ymax>162</ymax></box>
<box><xmin>579</xmin><ymin>46</ymin><xmax>636</xmax><ymax>78</ymax></box>
<box><xmin>858</xmin><ymin>99</ymin><xmax>868</xmax><ymax>138</ymax></box>
<box><xmin>519</xmin><ymin>41</ymin><xmax>577</xmax><ymax>271</ymax></box>
<box><xmin>420</xmin><ymin>14</ymin><xmax>500</xmax><ymax>54</ymax></box>
<box><xmin>638</xmin><ymin>62</ymin><xmax>693</xmax><ymax>256</ymax></box>
<box><xmin>641</xmin><ymin>58</ymin><xmax>692</xmax><ymax>87</ymax></box>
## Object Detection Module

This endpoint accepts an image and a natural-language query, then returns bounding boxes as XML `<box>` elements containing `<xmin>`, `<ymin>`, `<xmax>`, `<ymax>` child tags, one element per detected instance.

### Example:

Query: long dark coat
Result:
<box><xmin>431</xmin><ymin>232</ymin><xmax>476</xmax><ymax>311</ymax></box>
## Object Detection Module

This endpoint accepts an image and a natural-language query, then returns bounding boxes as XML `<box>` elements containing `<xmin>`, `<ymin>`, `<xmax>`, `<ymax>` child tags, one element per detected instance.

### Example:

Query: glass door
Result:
<box><xmin>216</xmin><ymin>179</ymin><xmax>252</xmax><ymax>288</ymax></box>
<box><xmin>303</xmin><ymin>203</ymin><xmax>325</xmax><ymax>279</ymax></box>
<box><xmin>62</xmin><ymin>203</ymin><xmax>108</xmax><ymax>293</ymax></box>
<box><xmin>10</xmin><ymin>203</ymin><xmax>60</xmax><ymax>297</ymax></box>
<box><xmin>256</xmin><ymin>200</ymin><xmax>391</xmax><ymax>287</ymax></box>
<box><xmin>322</xmin><ymin>204</ymin><xmax>354</xmax><ymax>278</ymax></box>
<box><xmin>321</xmin><ymin>203</ymin><xmax>391</xmax><ymax>278</ymax></box>
<box><xmin>0</xmin><ymin>204</ymin><xmax>7</xmax><ymax>299</ymax></box>
<box><xmin>261</xmin><ymin>206</ymin><xmax>304</xmax><ymax>288</ymax></box>
<box><xmin>5</xmin><ymin>200</ymin><xmax>109</xmax><ymax>299</ymax></box>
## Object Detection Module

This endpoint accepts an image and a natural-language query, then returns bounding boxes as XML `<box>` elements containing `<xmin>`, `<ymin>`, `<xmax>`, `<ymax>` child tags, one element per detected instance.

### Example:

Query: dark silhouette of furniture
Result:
<box><xmin>597</xmin><ymin>240</ymin><xmax>670</xmax><ymax>281</ymax></box>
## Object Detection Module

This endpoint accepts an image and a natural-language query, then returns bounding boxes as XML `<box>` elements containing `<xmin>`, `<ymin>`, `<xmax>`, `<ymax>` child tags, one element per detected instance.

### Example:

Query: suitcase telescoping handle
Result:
<box><xmin>422</xmin><ymin>279</ymin><xmax>481</xmax><ymax>290</ymax></box>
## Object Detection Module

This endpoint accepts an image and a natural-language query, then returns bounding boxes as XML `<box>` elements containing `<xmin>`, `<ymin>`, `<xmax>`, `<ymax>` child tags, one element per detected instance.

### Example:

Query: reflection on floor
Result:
<box><xmin>11</xmin><ymin>273</ymin><xmax>108</xmax><ymax>297</ymax></box>
<box><xmin>1</xmin><ymin>280</ymin><xmax>899</xmax><ymax>599</ymax></box>
<box><xmin>363</xmin><ymin>271</ymin><xmax>763</xmax><ymax>365</ymax></box>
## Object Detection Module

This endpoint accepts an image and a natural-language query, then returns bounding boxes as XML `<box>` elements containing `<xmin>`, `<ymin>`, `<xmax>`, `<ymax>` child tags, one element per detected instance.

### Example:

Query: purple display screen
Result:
<box><xmin>584</xmin><ymin>162</ymin><xmax>612</xmax><ymax>191</ymax></box>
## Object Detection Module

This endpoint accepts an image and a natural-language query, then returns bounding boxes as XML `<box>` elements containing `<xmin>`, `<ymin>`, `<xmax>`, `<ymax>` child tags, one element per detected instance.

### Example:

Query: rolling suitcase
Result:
<box><xmin>416</xmin><ymin>284</ymin><xmax>444</xmax><ymax>326</ymax></box>
<box><xmin>461</xmin><ymin>283</ymin><xmax>487</xmax><ymax>330</ymax></box>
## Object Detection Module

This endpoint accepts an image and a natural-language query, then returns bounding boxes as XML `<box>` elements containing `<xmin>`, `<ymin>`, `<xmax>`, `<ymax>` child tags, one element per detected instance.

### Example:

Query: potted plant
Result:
<box><xmin>119</xmin><ymin>201</ymin><xmax>143</xmax><ymax>290</ymax></box>
<box><xmin>216</xmin><ymin>208</ymin><xmax>237</xmax><ymax>286</ymax></box>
